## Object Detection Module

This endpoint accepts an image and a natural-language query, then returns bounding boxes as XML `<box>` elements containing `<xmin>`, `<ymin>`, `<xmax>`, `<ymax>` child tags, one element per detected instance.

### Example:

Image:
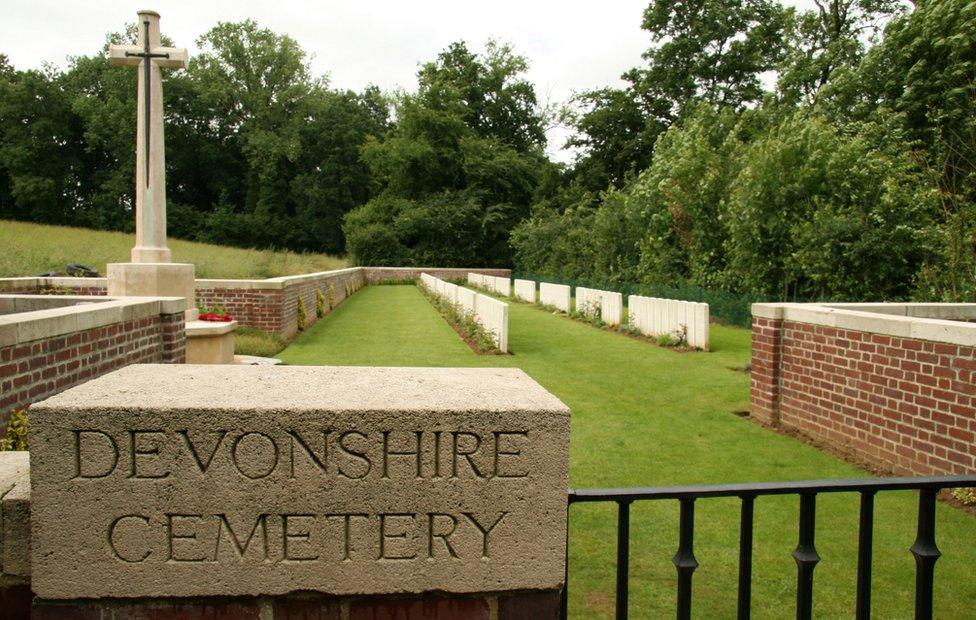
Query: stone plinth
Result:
<box><xmin>29</xmin><ymin>365</ymin><xmax>571</xmax><ymax>600</ymax></box>
<box><xmin>185</xmin><ymin>320</ymin><xmax>237</xmax><ymax>364</ymax></box>
<box><xmin>1</xmin><ymin>451</ymin><xmax>30</xmax><ymax>583</ymax></box>
<box><xmin>107</xmin><ymin>262</ymin><xmax>197</xmax><ymax>319</ymax></box>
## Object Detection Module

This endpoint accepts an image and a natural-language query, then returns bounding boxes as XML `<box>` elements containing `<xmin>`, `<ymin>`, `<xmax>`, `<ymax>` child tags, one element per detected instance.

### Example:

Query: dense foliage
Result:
<box><xmin>0</xmin><ymin>21</ymin><xmax>386</xmax><ymax>255</ymax></box>
<box><xmin>342</xmin><ymin>42</ymin><xmax>549</xmax><ymax>267</ymax></box>
<box><xmin>2</xmin><ymin>1</ymin><xmax>974</xmax><ymax>301</ymax></box>
<box><xmin>513</xmin><ymin>0</ymin><xmax>976</xmax><ymax>302</ymax></box>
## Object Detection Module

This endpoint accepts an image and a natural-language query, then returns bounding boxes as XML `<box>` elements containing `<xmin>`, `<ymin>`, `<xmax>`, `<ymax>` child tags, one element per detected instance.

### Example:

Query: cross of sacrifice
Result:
<box><xmin>109</xmin><ymin>10</ymin><xmax>187</xmax><ymax>264</ymax></box>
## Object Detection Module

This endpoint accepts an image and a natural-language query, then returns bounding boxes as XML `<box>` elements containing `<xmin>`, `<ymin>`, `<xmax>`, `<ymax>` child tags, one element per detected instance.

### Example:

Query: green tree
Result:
<box><xmin>724</xmin><ymin>113</ymin><xmax>935</xmax><ymax>299</ymax></box>
<box><xmin>417</xmin><ymin>40</ymin><xmax>546</xmax><ymax>151</ymax></box>
<box><xmin>0</xmin><ymin>65</ymin><xmax>82</xmax><ymax>225</ymax></box>
<box><xmin>0</xmin><ymin>55</ymin><xmax>17</xmax><ymax>218</ymax></box>
<box><xmin>345</xmin><ymin>41</ymin><xmax>547</xmax><ymax>267</ymax></box>
<box><xmin>630</xmin><ymin>0</ymin><xmax>790</xmax><ymax>118</ymax></box>
<box><xmin>631</xmin><ymin>104</ymin><xmax>750</xmax><ymax>287</ymax></box>
<box><xmin>565</xmin><ymin>87</ymin><xmax>668</xmax><ymax>190</ymax></box>
<box><xmin>289</xmin><ymin>87</ymin><xmax>389</xmax><ymax>253</ymax></box>
<box><xmin>510</xmin><ymin>202</ymin><xmax>598</xmax><ymax>279</ymax></box>
<box><xmin>565</xmin><ymin>0</ymin><xmax>788</xmax><ymax>192</ymax></box>
<box><xmin>778</xmin><ymin>0</ymin><xmax>905</xmax><ymax>104</ymax></box>
<box><xmin>191</xmin><ymin>20</ymin><xmax>315</xmax><ymax>245</ymax></box>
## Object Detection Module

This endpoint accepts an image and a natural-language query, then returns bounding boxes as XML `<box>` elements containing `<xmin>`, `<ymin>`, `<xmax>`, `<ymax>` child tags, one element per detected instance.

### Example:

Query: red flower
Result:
<box><xmin>199</xmin><ymin>313</ymin><xmax>233</xmax><ymax>322</ymax></box>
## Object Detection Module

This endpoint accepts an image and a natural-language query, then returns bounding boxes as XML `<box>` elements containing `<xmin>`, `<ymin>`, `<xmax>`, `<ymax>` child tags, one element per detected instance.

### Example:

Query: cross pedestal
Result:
<box><xmin>106</xmin><ymin>262</ymin><xmax>197</xmax><ymax>319</ymax></box>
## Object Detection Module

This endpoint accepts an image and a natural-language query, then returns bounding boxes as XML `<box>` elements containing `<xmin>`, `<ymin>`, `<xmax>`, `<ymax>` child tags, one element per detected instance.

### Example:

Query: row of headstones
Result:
<box><xmin>508</xmin><ymin>277</ymin><xmax>710</xmax><ymax>350</ymax></box>
<box><xmin>466</xmin><ymin>273</ymin><xmax>511</xmax><ymax>297</ymax></box>
<box><xmin>421</xmin><ymin>273</ymin><xmax>509</xmax><ymax>352</ymax></box>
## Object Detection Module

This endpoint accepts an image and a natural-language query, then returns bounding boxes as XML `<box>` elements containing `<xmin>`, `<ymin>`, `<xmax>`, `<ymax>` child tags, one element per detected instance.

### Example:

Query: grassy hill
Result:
<box><xmin>1</xmin><ymin>220</ymin><xmax>347</xmax><ymax>279</ymax></box>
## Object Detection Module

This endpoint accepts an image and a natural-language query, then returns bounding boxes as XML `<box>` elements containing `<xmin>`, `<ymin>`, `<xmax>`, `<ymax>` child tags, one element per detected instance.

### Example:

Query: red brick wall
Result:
<box><xmin>195</xmin><ymin>287</ymin><xmax>284</xmax><ymax>332</ymax></box>
<box><xmin>751</xmin><ymin>317</ymin><xmax>976</xmax><ymax>476</ymax></box>
<box><xmin>197</xmin><ymin>270</ymin><xmax>366</xmax><ymax>338</ymax></box>
<box><xmin>282</xmin><ymin>270</ymin><xmax>365</xmax><ymax>338</ymax></box>
<box><xmin>0</xmin><ymin>311</ymin><xmax>185</xmax><ymax>431</ymax></box>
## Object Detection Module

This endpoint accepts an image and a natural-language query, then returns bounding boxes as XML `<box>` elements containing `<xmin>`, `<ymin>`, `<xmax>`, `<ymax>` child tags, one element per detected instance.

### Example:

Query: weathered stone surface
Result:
<box><xmin>30</xmin><ymin>365</ymin><xmax>570</xmax><ymax>600</ymax></box>
<box><xmin>185</xmin><ymin>319</ymin><xmax>237</xmax><ymax>364</ymax></box>
<box><xmin>1</xmin><ymin>451</ymin><xmax>30</xmax><ymax>579</ymax></box>
<box><xmin>107</xmin><ymin>262</ymin><xmax>197</xmax><ymax>316</ymax></box>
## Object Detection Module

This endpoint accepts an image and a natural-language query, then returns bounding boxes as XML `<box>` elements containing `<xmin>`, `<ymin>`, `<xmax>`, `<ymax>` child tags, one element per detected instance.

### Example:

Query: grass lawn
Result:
<box><xmin>0</xmin><ymin>220</ymin><xmax>346</xmax><ymax>279</ymax></box>
<box><xmin>281</xmin><ymin>285</ymin><xmax>976</xmax><ymax>619</ymax></box>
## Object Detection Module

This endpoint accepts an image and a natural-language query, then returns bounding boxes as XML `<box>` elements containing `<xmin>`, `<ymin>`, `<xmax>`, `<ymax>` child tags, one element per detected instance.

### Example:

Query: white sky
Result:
<box><xmin>0</xmin><ymin>0</ymin><xmax>816</xmax><ymax>162</ymax></box>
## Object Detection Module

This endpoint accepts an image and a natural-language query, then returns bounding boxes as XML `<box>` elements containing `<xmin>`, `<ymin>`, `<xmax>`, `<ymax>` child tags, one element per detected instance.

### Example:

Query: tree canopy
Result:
<box><xmin>2</xmin><ymin>2</ymin><xmax>974</xmax><ymax>303</ymax></box>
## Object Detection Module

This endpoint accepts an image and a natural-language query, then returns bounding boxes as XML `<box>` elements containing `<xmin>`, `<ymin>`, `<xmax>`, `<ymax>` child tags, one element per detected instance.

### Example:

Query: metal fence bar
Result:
<box><xmin>562</xmin><ymin>475</ymin><xmax>976</xmax><ymax>620</ymax></box>
<box><xmin>855</xmin><ymin>491</ymin><xmax>875</xmax><ymax>620</ymax></box>
<box><xmin>674</xmin><ymin>498</ymin><xmax>698</xmax><ymax>620</ymax></box>
<box><xmin>560</xmin><ymin>502</ymin><xmax>570</xmax><ymax>620</ymax></box>
<box><xmin>911</xmin><ymin>488</ymin><xmax>941</xmax><ymax>620</ymax></box>
<box><xmin>569</xmin><ymin>475</ymin><xmax>976</xmax><ymax>502</ymax></box>
<box><xmin>737</xmin><ymin>495</ymin><xmax>755</xmax><ymax>620</ymax></box>
<box><xmin>793</xmin><ymin>493</ymin><xmax>820</xmax><ymax>620</ymax></box>
<box><xmin>616</xmin><ymin>501</ymin><xmax>631</xmax><ymax>620</ymax></box>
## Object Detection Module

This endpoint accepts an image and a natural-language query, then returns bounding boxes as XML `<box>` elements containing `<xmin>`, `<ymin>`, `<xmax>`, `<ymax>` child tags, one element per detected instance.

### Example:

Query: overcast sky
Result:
<box><xmin>0</xmin><ymin>0</ymin><xmax>815</xmax><ymax>162</ymax></box>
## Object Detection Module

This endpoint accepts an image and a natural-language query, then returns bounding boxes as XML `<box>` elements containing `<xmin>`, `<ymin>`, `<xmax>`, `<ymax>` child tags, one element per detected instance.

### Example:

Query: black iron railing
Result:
<box><xmin>560</xmin><ymin>475</ymin><xmax>976</xmax><ymax>620</ymax></box>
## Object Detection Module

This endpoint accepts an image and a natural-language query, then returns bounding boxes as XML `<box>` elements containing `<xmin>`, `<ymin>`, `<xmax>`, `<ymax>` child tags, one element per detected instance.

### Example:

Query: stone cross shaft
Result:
<box><xmin>109</xmin><ymin>10</ymin><xmax>187</xmax><ymax>264</ymax></box>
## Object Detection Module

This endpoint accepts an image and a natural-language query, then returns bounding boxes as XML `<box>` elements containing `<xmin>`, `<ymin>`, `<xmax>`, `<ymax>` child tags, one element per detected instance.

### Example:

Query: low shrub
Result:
<box><xmin>1</xmin><ymin>409</ymin><xmax>28</xmax><ymax>451</ymax></box>
<box><xmin>571</xmin><ymin>301</ymin><xmax>604</xmax><ymax>328</ymax></box>
<box><xmin>656</xmin><ymin>324</ymin><xmax>689</xmax><ymax>348</ymax></box>
<box><xmin>327</xmin><ymin>283</ymin><xmax>337</xmax><ymax>309</ymax></box>
<box><xmin>316</xmin><ymin>289</ymin><xmax>327</xmax><ymax>318</ymax></box>
<box><xmin>297</xmin><ymin>298</ymin><xmax>308</xmax><ymax>331</ymax></box>
<box><xmin>234</xmin><ymin>327</ymin><xmax>288</xmax><ymax>358</ymax></box>
<box><xmin>953</xmin><ymin>488</ymin><xmax>976</xmax><ymax>506</ymax></box>
<box><xmin>370</xmin><ymin>279</ymin><xmax>415</xmax><ymax>286</ymax></box>
<box><xmin>418</xmin><ymin>282</ymin><xmax>502</xmax><ymax>354</ymax></box>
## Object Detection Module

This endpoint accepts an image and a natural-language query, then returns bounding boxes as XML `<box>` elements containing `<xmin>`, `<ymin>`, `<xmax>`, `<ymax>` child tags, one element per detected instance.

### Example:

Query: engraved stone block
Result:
<box><xmin>29</xmin><ymin>365</ymin><xmax>570</xmax><ymax>599</ymax></box>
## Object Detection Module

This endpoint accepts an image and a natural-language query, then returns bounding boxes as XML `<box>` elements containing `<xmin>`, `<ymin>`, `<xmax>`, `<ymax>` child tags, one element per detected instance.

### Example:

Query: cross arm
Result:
<box><xmin>108</xmin><ymin>44</ymin><xmax>142</xmax><ymax>67</ymax></box>
<box><xmin>108</xmin><ymin>44</ymin><xmax>188</xmax><ymax>69</ymax></box>
<box><xmin>153</xmin><ymin>47</ymin><xmax>189</xmax><ymax>69</ymax></box>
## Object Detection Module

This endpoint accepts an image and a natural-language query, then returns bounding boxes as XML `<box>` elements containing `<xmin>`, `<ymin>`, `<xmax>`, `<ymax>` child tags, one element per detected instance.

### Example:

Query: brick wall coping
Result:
<box><xmin>365</xmin><ymin>266</ymin><xmax>511</xmax><ymax>277</ymax></box>
<box><xmin>0</xmin><ymin>296</ymin><xmax>185</xmax><ymax>347</ymax></box>
<box><xmin>752</xmin><ymin>302</ymin><xmax>976</xmax><ymax>347</ymax></box>
<box><xmin>0</xmin><ymin>295</ymin><xmax>113</xmax><ymax>315</ymax></box>
<box><xmin>0</xmin><ymin>277</ymin><xmax>108</xmax><ymax>292</ymax></box>
<box><xmin>196</xmin><ymin>267</ymin><xmax>364</xmax><ymax>290</ymax></box>
<box><xmin>0</xmin><ymin>267</ymin><xmax>510</xmax><ymax>293</ymax></box>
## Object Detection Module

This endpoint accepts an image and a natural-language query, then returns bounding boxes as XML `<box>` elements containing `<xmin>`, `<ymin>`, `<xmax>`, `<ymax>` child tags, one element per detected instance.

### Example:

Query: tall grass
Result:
<box><xmin>1</xmin><ymin>220</ymin><xmax>347</xmax><ymax>279</ymax></box>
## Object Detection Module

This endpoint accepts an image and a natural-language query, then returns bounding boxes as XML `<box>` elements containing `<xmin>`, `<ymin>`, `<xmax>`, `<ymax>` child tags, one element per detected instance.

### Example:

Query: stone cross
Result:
<box><xmin>109</xmin><ymin>10</ymin><xmax>187</xmax><ymax>264</ymax></box>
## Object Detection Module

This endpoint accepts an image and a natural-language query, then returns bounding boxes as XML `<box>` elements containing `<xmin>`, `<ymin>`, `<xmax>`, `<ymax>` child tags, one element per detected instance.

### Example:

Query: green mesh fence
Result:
<box><xmin>512</xmin><ymin>273</ymin><xmax>765</xmax><ymax>328</ymax></box>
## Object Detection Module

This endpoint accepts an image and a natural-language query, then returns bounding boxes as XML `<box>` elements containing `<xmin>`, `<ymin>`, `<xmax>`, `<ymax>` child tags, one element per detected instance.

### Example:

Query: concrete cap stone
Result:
<box><xmin>30</xmin><ymin>365</ymin><xmax>571</xmax><ymax>600</ymax></box>
<box><xmin>185</xmin><ymin>319</ymin><xmax>238</xmax><ymax>336</ymax></box>
<box><xmin>752</xmin><ymin>302</ymin><xmax>976</xmax><ymax>346</ymax></box>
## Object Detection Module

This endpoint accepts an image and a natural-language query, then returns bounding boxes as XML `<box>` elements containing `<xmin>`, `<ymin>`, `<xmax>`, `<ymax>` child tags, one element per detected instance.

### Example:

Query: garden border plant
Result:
<box><xmin>315</xmin><ymin>289</ymin><xmax>327</xmax><ymax>318</ymax></box>
<box><xmin>417</xmin><ymin>281</ymin><xmax>504</xmax><ymax>355</ymax></box>
<box><xmin>0</xmin><ymin>408</ymin><xmax>28</xmax><ymax>451</ymax></box>
<box><xmin>297</xmin><ymin>297</ymin><xmax>308</xmax><ymax>331</ymax></box>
